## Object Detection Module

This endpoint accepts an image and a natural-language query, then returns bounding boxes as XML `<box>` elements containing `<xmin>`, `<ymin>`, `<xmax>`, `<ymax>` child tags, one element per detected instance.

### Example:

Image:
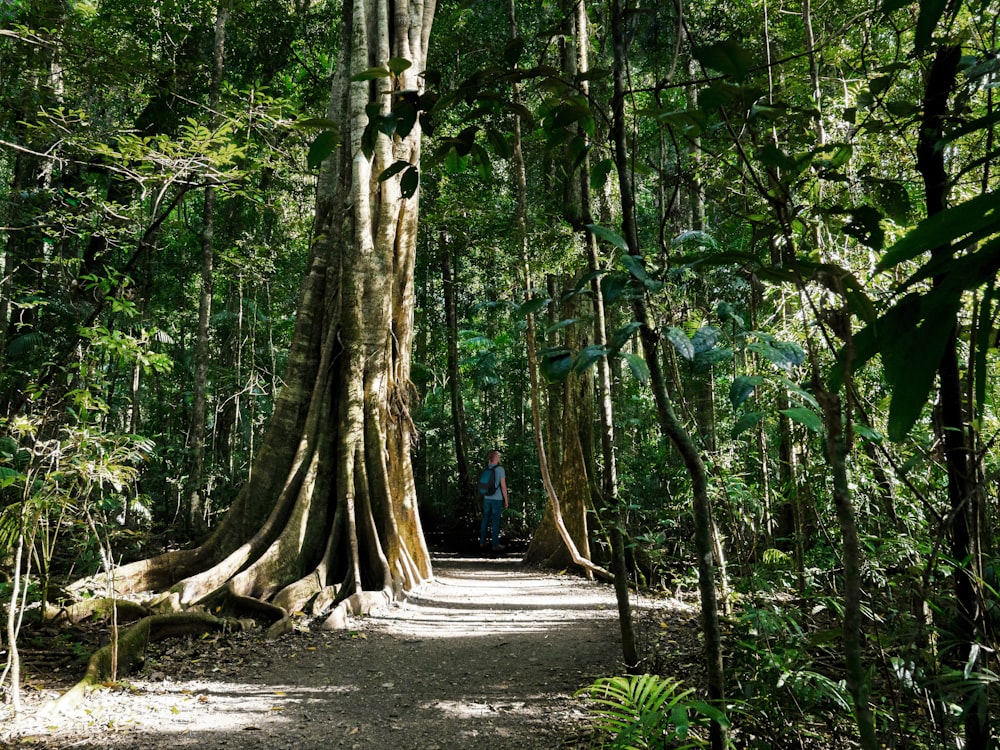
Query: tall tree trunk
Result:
<box><xmin>818</xmin><ymin>382</ymin><xmax>879</xmax><ymax>750</ymax></box>
<box><xmin>441</xmin><ymin>233</ymin><xmax>474</xmax><ymax>516</ymax></box>
<box><xmin>525</xmin><ymin>277</ymin><xmax>594</xmax><ymax>569</ymax></box>
<box><xmin>186</xmin><ymin>1</ymin><xmax>230</xmax><ymax>537</ymax></box>
<box><xmin>610</xmin><ymin>0</ymin><xmax>726</xmax><ymax>744</ymax></box>
<box><xmin>572</xmin><ymin>0</ymin><xmax>637</xmax><ymax>669</ymax></box>
<box><xmin>507</xmin><ymin>0</ymin><xmax>608</xmax><ymax>582</ymax></box>
<box><xmin>917</xmin><ymin>43</ymin><xmax>989</xmax><ymax>749</ymax></box>
<box><xmin>72</xmin><ymin>0</ymin><xmax>437</xmax><ymax>626</ymax></box>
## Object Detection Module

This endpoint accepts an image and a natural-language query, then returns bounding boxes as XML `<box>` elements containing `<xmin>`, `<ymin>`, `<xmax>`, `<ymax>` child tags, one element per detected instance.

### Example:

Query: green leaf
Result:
<box><xmin>444</xmin><ymin>146</ymin><xmax>469</xmax><ymax>173</ymax></box>
<box><xmin>0</xmin><ymin>466</ymin><xmax>23</xmax><ymax>490</ymax></box>
<box><xmin>307</xmin><ymin>131</ymin><xmax>339</xmax><ymax>169</ymax></box>
<box><xmin>294</xmin><ymin>117</ymin><xmax>340</xmax><ymax>130</ymax></box>
<box><xmin>886</xmin><ymin>290</ymin><xmax>963</xmax><ymax>440</ymax></box>
<box><xmin>545</xmin><ymin>318</ymin><xmax>579</xmax><ymax>334</ymax></box>
<box><xmin>621</xmin><ymin>253</ymin><xmax>649</xmax><ymax>282</ymax></box>
<box><xmin>852</xmin><ymin>424</ymin><xmax>883</xmax><ymax>442</ymax></box>
<box><xmin>400</xmin><ymin>166</ymin><xmax>419</xmax><ymax>198</ymax></box>
<box><xmin>361</xmin><ymin>120</ymin><xmax>378</xmax><ymax>158</ymax></box>
<box><xmin>672</xmin><ymin>230</ymin><xmax>718</xmax><ymax>251</ymax></box>
<box><xmin>394</xmin><ymin>100</ymin><xmax>418</xmax><ymax>138</ymax></box>
<box><xmin>351</xmin><ymin>66</ymin><xmax>391</xmax><ymax>82</ymax></box>
<box><xmin>748</xmin><ymin>338</ymin><xmax>806</xmax><ymax>373</ymax></box>
<box><xmin>729</xmin><ymin>375</ymin><xmax>763</xmax><ymax>409</ymax></box>
<box><xmin>601</xmin><ymin>272</ymin><xmax>631</xmax><ymax>303</ymax></box>
<box><xmin>590</xmin><ymin>159</ymin><xmax>614</xmax><ymax>191</ymax></box>
<box><xmin>693</xmin><ymin>40</ymin><xmax>754</xmax><ymax>82</ymax></box>
<box><xmin>518</xmin><ymin>297</ymin><xmax>551</xmax><ymax>317</ymax></box>
<box><xmin>973</xmin><ymin>283</ymin><xmax>995</xmax><ymax>420</ymax></box>
<box><xmin>841</xmin><ymin>206</ymin><xmax>885</xmax><ymax>251</ymax></box>
<box><xmin>623</xmin><ymin>352</ymin><xmax>650</xmax><ymax>384</ymax></box>
<box><xmin>503</xmin><ymin>37</ymin><xmax>524</xmax><ymax>67</ymax></box>
<box><xmin>574</xmin><ymin>345</ymin><xmax>609</xmax><ymax>374</ymax></box>
<box><xmin>610</xmin><ymin>321</ymin><xmax>642</xmax><ymax>352</ymax></box>
<box><xmin>732</xmin><ymin>411</ymin><xmax>765</xmax><ymax>437</ymax></box>
<box><xmin>691</xmin><ymin>326</ymin><xmax>721</xmax><ymax>354</ymax></box>
<box><xmin>781</xmin><ymin>407</ymin><xmax>824</xmax><ymax>434</ymax></box>
<box><xmin>486</xmin><ymin>128</ymin><xmax>512</xmax><ymax>159</ymax></box>
<box><xmin>666</xmin><ymin>327</ymin><xmax>695</xmax><ymax>360</ymax></box>
<box><xmin>377</xmin><ymin>160</ymin><xmax>411</xmax><ymax>183</ymax></box>
<box><xmin>877</xmin><ymin>190</ymin><xmax>1000</xmax><ymax>271</ymax></box>
<box><xmin>386</xmin><ymin>57</ymin><xmax>412</xmax><ymax>75</ymax></box>
<box><xmin>586</xmin><ymin>223</ymin><xmax>629</xmax><ymax>252</ymax></box>
<box><xmin>694</xmin><ymin>347</ymin><xmax>733</xmax><ymax>372</ymax></box>
<box><xmin>914</xmin><ymin>0</ymin><xmax>947</xmax><ymax>53</ymax></box>
<box><xmin>541</xmin><ymin>350</ymin><xmax>573</xmax><ymax>382</ymax></box>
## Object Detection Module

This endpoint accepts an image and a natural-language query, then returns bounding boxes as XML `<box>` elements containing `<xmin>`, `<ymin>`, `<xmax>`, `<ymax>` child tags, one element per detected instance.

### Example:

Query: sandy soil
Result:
<box><xmin>1</xmin><ymin>554</ymin><xmax>695</xmax><ymax>749</ymax></box>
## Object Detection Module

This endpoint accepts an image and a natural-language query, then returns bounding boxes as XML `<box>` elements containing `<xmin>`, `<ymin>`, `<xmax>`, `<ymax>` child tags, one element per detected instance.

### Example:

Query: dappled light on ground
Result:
<box><xmin>1</xmin><ymin>556</ymin><xmax>689</xmax><ymax>749</ymax></box>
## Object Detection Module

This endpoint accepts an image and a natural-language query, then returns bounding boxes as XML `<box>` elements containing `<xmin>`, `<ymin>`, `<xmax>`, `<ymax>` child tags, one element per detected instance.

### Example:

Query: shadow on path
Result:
<box><xmin>2</xmin><ymin>555</ymin><xmax>626</xmax><ymax>750</ymax></box>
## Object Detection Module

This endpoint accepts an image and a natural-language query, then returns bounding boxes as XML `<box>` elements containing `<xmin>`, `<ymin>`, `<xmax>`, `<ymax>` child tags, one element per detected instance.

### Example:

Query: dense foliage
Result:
<box><xmin>3</xmin><ymin>0</ymin><xmax>1000</xmax><ymax>747</ymax></box>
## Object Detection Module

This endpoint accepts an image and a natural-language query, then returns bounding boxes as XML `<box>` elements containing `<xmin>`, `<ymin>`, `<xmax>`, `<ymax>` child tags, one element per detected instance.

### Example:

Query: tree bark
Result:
<box><xmin>572</xmin><ymin>0</ymin><xmax>637</xmax><ymax>668</ymax></box>
<box><xmin>917</xmin><ymin>43</ymin><xmax>989</xmax><ymax>749</ymax></box>
<box><xmin>186</xmin><ymin>1</ymin><xmax>230</xmax><ymax>537</ymax></box>
<box><xmin>70</xmin><ymin>0</ymin><xmax>437</xmax><ymax>628</ymax></box>
<box><xmin>610</xmin><ymin>0</ymin><xmax>726</xmax><ymax>744</ymax></box>
<box><xmin>441</xmin><ymin>234</ymin><xmax>474</xmax><ymax>516</ymax></box>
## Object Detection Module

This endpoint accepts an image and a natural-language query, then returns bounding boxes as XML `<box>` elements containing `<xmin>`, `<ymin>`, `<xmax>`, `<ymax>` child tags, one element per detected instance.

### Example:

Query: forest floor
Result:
<box><xmin>0</xmin><ymin>553</ymin><xmax>702</xmax><ymax>750</ymax></box>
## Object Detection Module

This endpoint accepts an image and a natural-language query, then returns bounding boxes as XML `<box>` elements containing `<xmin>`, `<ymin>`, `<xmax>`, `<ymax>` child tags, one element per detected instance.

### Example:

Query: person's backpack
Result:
<box><xmin>477</xmin><ymin>465</ymin><xmax>498</xmax><ymax>495</ymax></box>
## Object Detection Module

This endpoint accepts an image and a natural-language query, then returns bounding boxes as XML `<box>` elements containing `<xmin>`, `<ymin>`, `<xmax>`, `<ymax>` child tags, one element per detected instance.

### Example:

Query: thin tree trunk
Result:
<box><xmin>186</xmin><ymin>1</ymin><xmax>229</xmax><ymax>536</ymax></box>
<box><xmin>441</xmin><ymin>234</ymin><xmax>473</xmax><ymax>514</ymax></box>
<box><xmin>507</xmin><ymin>0</ymin><xmax>609</xmax><ymax>582</ymax></box>
<box><xmin>917</xmin><ymin>43</ymin><xmax>989</xmax><ymax>749</ymax></box>
<box><xmin>572</xmin><ymin>0</ymin><xmax>637</xmax><ymax>669</ymax></box>
<box><xmin>819</xmin><ymin>385</ymin><xmax>879</xmax><ymax>750</ymax></box>
<box><xmin>610</xmin><ymin>0</ymin><xmax>726</xmax><ymax>744</ymax></box>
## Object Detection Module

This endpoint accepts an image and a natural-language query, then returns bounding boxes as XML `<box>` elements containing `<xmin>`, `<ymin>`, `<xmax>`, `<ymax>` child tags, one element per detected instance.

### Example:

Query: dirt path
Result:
<box><xmin>1</xmin><ymin>554</ymin><xmax>662</xmax><ymax>749</ymax></box>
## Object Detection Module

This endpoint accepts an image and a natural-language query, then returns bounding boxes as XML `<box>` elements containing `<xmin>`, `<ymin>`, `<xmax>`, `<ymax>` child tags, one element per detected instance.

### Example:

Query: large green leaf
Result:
<box><xmin>748</xmin><ymin>338</ymin><xmax>805</xmax><ymax>373</ymax></box>
<box><xmin>914</xmin><ymin>0</ymin><xmax>947</xmax><ymax>53</ymax></box>
<box><xmin>400</xmin><ymin>166</ymin><xmax>419</xmax><ymax>198</ymax></box>
<box><xmin>0</xmin><ymin>466</ymin><xmax>23</xmax><ymax>490</ymax></box>
<box><xmin>518</xmin><ymin>297</ymin><xmax>551</xmax><ymax>317</ymax></box>
<box><xmin>732</xmin><ymin>411</ymin><xmax>765</xmax><ymax>438</ymax></box>
<box><xmin>377</xmin><ymin>160</ymin><xmax>411</xmax><ymax>183</ymax></box>
<box><xmin>351</xmin><ymin>66</ymin><xmax>391</xmax><ymax>82</ymax></box>
<box><xmin>540</xmin><ymin>349</ymin><xmax>573</xmax><ymax>382</ymax></box>
<box><xmin>692</xmin><ymin>40</ymin><xmax>754</xmax><ymax>82</ymax></box>
<box><xmin>885</xmin><ymin>289</ymin><xmax>964</xmax><ymax>440</ymax></box>
<box><xmin>781</xmin><ymin>407</ymin><xmax>824</xmax><ymax>434</ymax></box>
<box><xmin>623</xmin><ymin>352</ymin><xmax>650</xmax><ymax>384</ymax></box>
<box><xmin>386</xmin><ymin>57</ymin><xmax>412</xmax><ymax>75</ymax></box>
<box><xmin>877</xmin><ymin>190</ymin><xmax>1000</xmax><ymax>271</ymax></box>
<box><xmin>307</xmin><ymin>131</ymin><xmax>339</xmax><ymax>169</ymax></box>
<box><xmin>621</xmin><ymin>253</ymin><xmax>649</xmax><ymax>282</ymax></box>
<box><xmin>729</xmin><ymin>375</ymin><xmax>763</xmax><ymax>409</ymax></box>
<box><xmin>610</xmin><ymin>321</ymin><xmax>642</xmax><ymax>353</ymax></box>
<box><xmin>973</xmin><ymin>282</ymin><xmax>996</xmax><ymax>420</ymax></box>
<box><xmin>691</xmin><ymin>326</ymin><xmax>721</xmax><ymax>354</ymax></box>
<box><xmin>693</xmin><ymin>347</ymin><xmax>733</xmax><ymax>372</ymax></box>
<box><xmin>586</xmin><ymin>223</ymin><xmax>629</xmax><ymax>252</ymax></box>
<box><xmin>666</xmin><ymin>327</ymin><xmax>695</xmax><ymax>361</ymax></box>
<box><xmin>574</xmin><ymin>344</ymin><xmax>609</xmax><ymax>374</ymax></box>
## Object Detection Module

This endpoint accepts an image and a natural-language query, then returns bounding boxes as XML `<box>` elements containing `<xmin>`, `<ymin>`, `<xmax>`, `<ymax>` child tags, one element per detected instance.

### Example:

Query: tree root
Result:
<box><xmin>40</xmin><ymin>610</ymin><xmax>243</xmax><ymax>717</ymax></box>
<box><xmin>45</xmin><ymin>597</ymin><xmax>151</xmax><ymax>626</ymax></box>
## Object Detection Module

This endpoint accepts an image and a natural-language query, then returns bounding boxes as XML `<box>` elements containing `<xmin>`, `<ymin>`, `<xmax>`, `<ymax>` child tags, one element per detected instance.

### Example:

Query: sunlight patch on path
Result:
<box><xmin>367</xmin><ymin>555</ymin><xmax>623</xmax><ymax>638</ymax></box>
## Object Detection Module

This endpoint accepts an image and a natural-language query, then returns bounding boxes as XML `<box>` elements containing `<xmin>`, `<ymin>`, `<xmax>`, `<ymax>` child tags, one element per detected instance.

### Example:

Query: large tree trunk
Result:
<box><xmin>71</xmin><ymin>0</ymin><xmax>436</xmax><ymax>628</ymax></box>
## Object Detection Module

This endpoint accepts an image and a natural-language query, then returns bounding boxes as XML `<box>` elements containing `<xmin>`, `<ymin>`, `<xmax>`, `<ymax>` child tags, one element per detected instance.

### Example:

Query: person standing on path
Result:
<box><xmin>479</xmin><ymin>449</ymin><xmax>509</xmax><ymax>552</ymax></box>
